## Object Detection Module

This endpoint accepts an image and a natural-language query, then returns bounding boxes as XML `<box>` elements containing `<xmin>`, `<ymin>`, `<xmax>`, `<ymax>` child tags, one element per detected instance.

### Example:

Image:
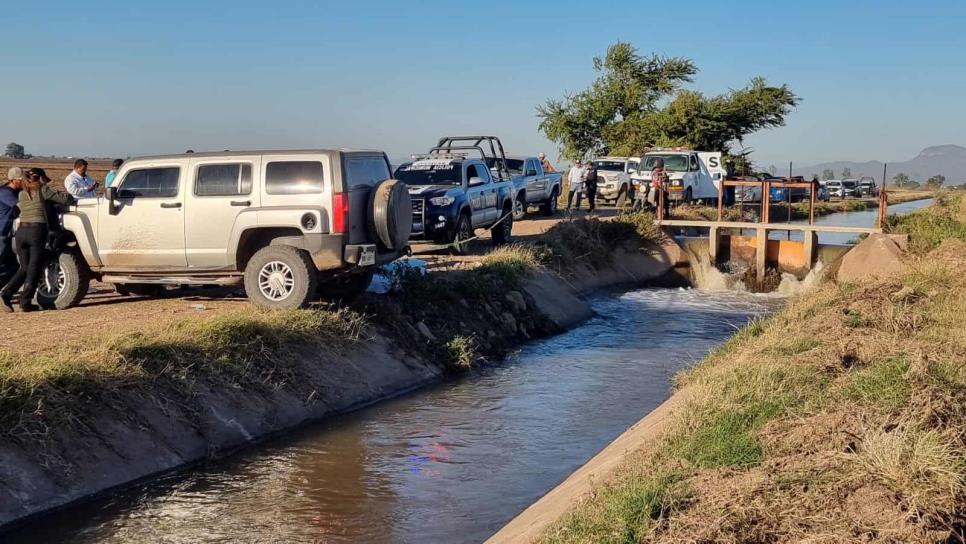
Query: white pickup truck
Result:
<box><xmin>632</xmin><ymin>149</ymin><xmax>727</xmax><ymax>204</ymax></box>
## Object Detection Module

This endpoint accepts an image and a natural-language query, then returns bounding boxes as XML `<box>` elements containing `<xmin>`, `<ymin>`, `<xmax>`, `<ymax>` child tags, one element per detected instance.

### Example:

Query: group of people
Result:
<box><xmin>562</xmin><ymin>156</ymin><xmax>670</xmax><ymax>214</ymax></box>
<box><xmin>0</xmin><ymin>158</ymin><xmax>124</xmax><ymax>313</ymax></box>
<box><xmin>565</xmin><ymin>159</ymin><xmax>600</xmax><ymax>212</ymax></box>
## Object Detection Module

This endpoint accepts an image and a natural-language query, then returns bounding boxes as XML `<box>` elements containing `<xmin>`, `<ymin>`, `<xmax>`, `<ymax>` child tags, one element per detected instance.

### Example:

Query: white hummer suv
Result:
<box><xmin>38</xmin><ymin>149</ymin><xmax>412</xmax><ymax>309</ymax></box>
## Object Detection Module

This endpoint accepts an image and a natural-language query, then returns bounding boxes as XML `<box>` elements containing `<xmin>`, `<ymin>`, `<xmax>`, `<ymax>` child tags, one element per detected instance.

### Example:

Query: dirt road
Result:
<box><xmin>0</xmin><ymin>207</ymin><xmax>621</xmax><ymax>355</ymax></box>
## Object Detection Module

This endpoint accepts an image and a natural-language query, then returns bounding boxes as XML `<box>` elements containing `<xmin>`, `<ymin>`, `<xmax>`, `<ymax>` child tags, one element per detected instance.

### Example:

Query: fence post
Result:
<box><xmin>717</xmin><ymin>178</ymin><xmax>725</xmax><ymax>221</ymax></box>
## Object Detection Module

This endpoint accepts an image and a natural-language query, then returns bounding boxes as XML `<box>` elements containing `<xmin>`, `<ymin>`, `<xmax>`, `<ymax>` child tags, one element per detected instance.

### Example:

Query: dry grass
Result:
<box><xmin>542</xmin><ymin>197</ymin><xmax>966</xmax><ymax>543</ymax></box>
<box><xmin>0</xmin><ymin>307</ymin><xmax>365</xmax><ymax>443</ymax></box>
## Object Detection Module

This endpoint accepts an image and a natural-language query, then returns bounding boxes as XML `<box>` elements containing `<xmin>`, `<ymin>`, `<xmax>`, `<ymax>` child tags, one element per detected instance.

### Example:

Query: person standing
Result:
<box><xmin>538</xmin><ymin>152</ymin><xmax>556</xmax><ymax>173</ymax></box>
<box><xmin>105</xmin><ymin>158</ymin><xmax>124</xmax><ymax>187</ymax></box>
<box><xmin>65</xmin><ymin>159</ymin><xmax>98</xmax><ymax>198</ymax></box>
<box><xmin>0</xmin><ymin>171</ymin><xmax>76</xmax><ymax>312</ymax></box>
<box><xmin>566</xmin><ymin>160</ymin><xmax>585</xmax><ymax>210</ymax></box>
<box><xmin>583</xmin><ymin>159</ymin><xmax>599</xmax><ymax>213</ymax></box>
<box><xmin>649</xmin><ymin>158</ymin><xmax>670</xmax><ymax>218</ymax></box>
<box><xmin>0</xmin><ymin>168</ymin><xmax>24</xmax><ymax>288</ymax></box>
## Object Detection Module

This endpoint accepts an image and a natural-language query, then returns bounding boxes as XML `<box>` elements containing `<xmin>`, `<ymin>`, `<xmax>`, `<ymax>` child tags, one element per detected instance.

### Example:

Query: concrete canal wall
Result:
<box><xmin>0</xmin><ymin>239</ymin><xmax>685</xmax><ymax>530</ymax></box>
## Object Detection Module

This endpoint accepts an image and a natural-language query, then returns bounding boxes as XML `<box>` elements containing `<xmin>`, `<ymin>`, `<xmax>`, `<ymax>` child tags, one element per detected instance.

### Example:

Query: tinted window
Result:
<box><xmin>119</xmin><ymin>167</ymin><xmax>180</xmax><ymax>198</ymax></box>
<box><xmin>266</xmin><ymin>161</ymin><xmax>324</xmax><ymax>195</ymax></box>
<box><xmin>466</xmin><ymin>164</ymin><xmax>490</xmax><ymax>182</ymax></box>
<box><xmin>195</xmin><ymin>163</ymin><xmax>252</xmax><ymax>196</ymax></box>
<box><xmin>642</xmin><ymin>155</ymin><xmax>689</xmax><ymax>172</ymax></box>
<box><xmin>394</xmin><ymin>161</ymin><xmax>462</xmax><ymax>186</ymax></box>
<box><xmin>344</xmin><ymin>156</ymin><xmax>390</xmax><ymax>189</ymax></box>
<box><xmin>593</xmin><ymin>161</ymin><xmax>625</xmax><ymax>171</ymax></box>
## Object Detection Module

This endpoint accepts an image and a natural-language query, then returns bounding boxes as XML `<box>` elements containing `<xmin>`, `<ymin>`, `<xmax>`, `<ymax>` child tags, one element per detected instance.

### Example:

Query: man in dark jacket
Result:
<box><xmin>0</xmin><ymin>168</ymin><xmax>24</xmax><ymax>287</ymax></box>
<box><xmin>583</xmin><ymin>159</ymin><xmax>598</xmax><ymax>212</ymax></box>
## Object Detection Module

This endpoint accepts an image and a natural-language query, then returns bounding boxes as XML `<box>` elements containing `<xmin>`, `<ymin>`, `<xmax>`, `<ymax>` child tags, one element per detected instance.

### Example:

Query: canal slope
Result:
<box><xmin>497</xmin><ymin>194</ymin><xmax>965</xmax><ymax>543</ymax></box>
<box><xmin>0</xmin><ymin>215</ymin><xmax>684</xmax><ymax>530</ymax></box>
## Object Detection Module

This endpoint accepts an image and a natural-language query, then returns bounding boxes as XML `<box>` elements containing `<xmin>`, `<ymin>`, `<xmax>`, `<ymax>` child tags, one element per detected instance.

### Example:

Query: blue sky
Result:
<box><xmin>5</xmin><ymin>0</ymin><xmax>965</xmax><ymax>167</ymax></box>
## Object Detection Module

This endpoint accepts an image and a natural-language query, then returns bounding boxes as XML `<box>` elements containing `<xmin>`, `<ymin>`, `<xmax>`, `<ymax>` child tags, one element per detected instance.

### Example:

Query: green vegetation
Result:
<box><xmin>537</xmin><ymin>42</ymin><xmax>798</xmax><ymax>160</ymax></box>
<box><xmin>543</xmin><ymin>198</ymin><xmax>966</xmax><ymax>543</ymax></box>
<box><xmin>539</xmin><ymin>212</ymin><xmax>661</xmax><ymax>273</ymax></box>
<box><xmin>887</xmin><ymin>193</ymin><xmax>966</xmax><ymax>252</ymax></box>
<box><xmin>0</xmin><ymin>308</ymin><xmax>364</xmax><ymax>443</ymax></box>
<box><xmin>444</xmin><ymin>335</ymin><xmax>478</xmax><ymax>371</ymax></box>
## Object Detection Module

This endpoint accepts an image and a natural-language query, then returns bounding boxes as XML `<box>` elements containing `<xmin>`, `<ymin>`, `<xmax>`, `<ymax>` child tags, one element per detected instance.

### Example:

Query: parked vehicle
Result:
<box><xmin>733</xmin><ymin>176</ymin><xmax>763</xmax><ymax>203</ymax></box>
<box><xmin>859</xmin><ymin>177</ymin><xmax>878</xmax><ymax>197</ymax></box>
<box><xmin>768</xmin><ymin>176</ymin><xmax>811</xmax><ymax>202</ymax></box>
<box><xmin>395</xmin><ymin>136</ymin><xmax>515</xmax><ymax>255</ymax></box>
<box><xmin>817</xmin><ymin>184</ymin><xmax>831</xmax><ymax>201</ymax></box>
<box><xmin>591</xmin><ymin>157</ymin><xmax>633</xmax><ymax>207</ymax></box>
<box><xmin>490</xmin><ymin>156</ymin><xmax>562</xmax><ymax>219</ymax></box>
<box><xmin>40</xmin><ymin>149</ymin><xmax>411</xmax><ymax>310</ymax></box>
<box><xmin>841</xmin><ymin>179</ymin><xmax>862</xmax><ymax>198</ymax></box>
<box><xmin>635</xmin><ymin>149</ymin><xmax>727</xmax><ymax>204</ymax></box>
<box><xmin>826</xmin><ymin>179</ymin><xmax>844</xmax><ymax>199</ymax></box>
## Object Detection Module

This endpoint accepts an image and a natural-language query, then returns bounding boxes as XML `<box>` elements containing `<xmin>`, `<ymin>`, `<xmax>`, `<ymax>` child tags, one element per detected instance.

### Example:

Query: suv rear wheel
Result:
<box><xmin>512</xmin><ymin>194</ymin><xmax>527</xmax><ymax>221</ymax></box>
<box><xmin>244</xmin><ymin>245</ymin><xmax>317</xmax><ymax>309</ymax></box>
<box><xmin>36</xmin><ymin>249</ymin><xmax>90</xmax><ymax>310</ymax></box>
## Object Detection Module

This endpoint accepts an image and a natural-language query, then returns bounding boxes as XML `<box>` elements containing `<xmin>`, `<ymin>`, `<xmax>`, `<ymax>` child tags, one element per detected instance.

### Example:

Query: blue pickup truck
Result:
<box><xmin>394</xmin><ymin>136</ymin><xmax>516</xmax><ymax>255</ymax></box>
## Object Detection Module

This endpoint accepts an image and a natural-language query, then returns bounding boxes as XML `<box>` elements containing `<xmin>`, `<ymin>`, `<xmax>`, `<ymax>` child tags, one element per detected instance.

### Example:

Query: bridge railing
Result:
<box><xmin>656</xmin><ymin>178</ymin><xmax>889</xmax><ymax>228</ymax></box>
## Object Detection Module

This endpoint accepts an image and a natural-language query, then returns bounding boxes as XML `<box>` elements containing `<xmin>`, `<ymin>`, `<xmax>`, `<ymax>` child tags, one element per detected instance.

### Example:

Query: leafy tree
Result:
<box><xmin>4</xmin><ymin>142</ymin><xmax>26</xmax><ymax>159</ymax></box>
<box><xmin>841</xmin><ymin>167</ymin><xmax>852</xmax><ymax>179</ymax></box>
<box><xmin>892</xmin><ymin>173</ymin><xmax>910</xmax><ymax>187</ymax></box>
<box><xmin>906</xmin><ymin>180</ymin><xmax>921</xmax><ymax>189</ymax></box>
<box><xmin>538</xmin><ymin>42</ymin><xmax>799</xmax><ymax>160</ymax></box>
<box><xmin>822</xmin><ymin>168</ymin><xmax>835</xmax><ymax>180</ymax></box>
<box><xmin>925</xmin><ymin>174</ymin><xmax>946</xmax><ymax>189</ymax></box>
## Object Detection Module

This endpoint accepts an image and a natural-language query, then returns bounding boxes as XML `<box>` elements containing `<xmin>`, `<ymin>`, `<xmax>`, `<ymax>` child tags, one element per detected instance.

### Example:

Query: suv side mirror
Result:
<box><xmin>468</xmin><ymin>176</ymin><xmax>485</xmax><ymax>187</ymax></box>
<box><xmin>525</xmin><ymin>169</ymin><xmax>537</xmax><ymax>177</ymax></box>
<box><xmin>107</xmin><ymin>186</ymin><xmax>120</xmax><ymax>216</ymax></box>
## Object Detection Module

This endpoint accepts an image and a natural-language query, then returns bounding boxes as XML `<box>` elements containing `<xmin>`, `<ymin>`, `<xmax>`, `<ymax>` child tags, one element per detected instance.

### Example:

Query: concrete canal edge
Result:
<box><xmin>0</xmin><ymin>239</ymin><xmax>686</xmax><ymax>530</ymax></box>
<box><xmin>486</xmin><ymin>397</ymin><xmax>679</xmax><ymax>544</ymax></box>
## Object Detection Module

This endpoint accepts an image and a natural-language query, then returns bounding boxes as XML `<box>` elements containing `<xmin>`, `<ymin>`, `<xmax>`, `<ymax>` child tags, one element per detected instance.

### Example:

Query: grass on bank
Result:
<box><xmin>0</xmin><ymin>307</ymin><xmax>365</xmax><ymax>443</ymax></box>
<box><xmin>543</xmin><ymin>196</ymin><xmax>966</xmax><ymax>543</ymax></box>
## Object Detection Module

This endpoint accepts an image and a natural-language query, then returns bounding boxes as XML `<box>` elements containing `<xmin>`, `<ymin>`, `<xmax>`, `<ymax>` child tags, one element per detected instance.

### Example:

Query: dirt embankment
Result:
<box><xmin>0</xmin><ymin>214</ymin><xmax>685</xmax><ymax>529</ymax></box>
<box><xmin>493</xmin><ymin>195</ymin><xmax>965</xmax><ymax>544</ymax></box>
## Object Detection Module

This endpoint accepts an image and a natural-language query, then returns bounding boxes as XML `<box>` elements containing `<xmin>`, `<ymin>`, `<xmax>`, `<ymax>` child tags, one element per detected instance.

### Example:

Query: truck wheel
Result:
<box><xmin>36</xmin><ymin>249</ymin><xmax>90</xmax><ymax>310</ymax></box>
<box><xmin>318</xmin><ymin>269</ymin><xmax>374</xmax><ymax>301</ymax></box>
<box><xmin>615</xmin><ymin>185</ymin><xmax>628</xmax><ymax>208</ymax></box>
<box><xmin>512</xmin><ymin>194</ymin><xmax>527</xmax><ymax>221</ymax></box>
<box><xmin>492</xmin><ymin>206</ymin><xmax>513</xmax><ymax>246</ymax></box>
<box><xmin>541</xmin><ymin>188</ymin><xmax>559</xmax><ymax>216</ymax></box>
<box><xmin>450</xmin><ymin>213</ymin><xmax>474</xmax><ymax>255</ymax></box>
<box><xmin>244</xmin><ymin>245</ymin><xmax>317</xmax><ymax>309</ymax></box>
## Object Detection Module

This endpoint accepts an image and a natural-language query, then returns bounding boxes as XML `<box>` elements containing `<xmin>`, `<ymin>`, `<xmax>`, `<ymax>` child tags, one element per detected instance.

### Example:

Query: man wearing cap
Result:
<box><xmin>0</xmin><ymin>168</ymin><xmax>24</xmax><ymax>287</ymax></box>
<box><xmin>538</xmin><ymin>152</ymin><xmax>556</xmax><ymax>173</ymax></box>
<box><xmin>65</xmin><ymin>159</ymin><xmax>98</xmax><ymax>198</ymax></box>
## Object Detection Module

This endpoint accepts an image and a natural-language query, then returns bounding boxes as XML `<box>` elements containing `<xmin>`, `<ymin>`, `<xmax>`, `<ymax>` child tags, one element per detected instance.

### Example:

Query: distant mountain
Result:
<box><xmin>794</xmin><ymin>145</ymin><xmax>966</xmax><ymax>185</ymax></box>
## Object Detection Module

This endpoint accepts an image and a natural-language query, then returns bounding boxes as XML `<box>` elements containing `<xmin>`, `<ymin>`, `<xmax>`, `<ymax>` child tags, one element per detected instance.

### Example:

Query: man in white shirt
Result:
<box><xmin>566</xmin><ymin>159</ymin><xmax>585</xmax><ymax>210</ymax></box>
<box><xmin>65</xmin><ymin>159</ymin><xmax>98</xmax><ymax>198</ymax></box>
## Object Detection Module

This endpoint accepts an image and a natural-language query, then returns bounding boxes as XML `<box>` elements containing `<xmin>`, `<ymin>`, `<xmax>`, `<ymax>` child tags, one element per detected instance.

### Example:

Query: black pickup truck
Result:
<box><xmin>394</xmin><ymin>136</ymin><xmax>516</xmax><ymax>254</ymax></box>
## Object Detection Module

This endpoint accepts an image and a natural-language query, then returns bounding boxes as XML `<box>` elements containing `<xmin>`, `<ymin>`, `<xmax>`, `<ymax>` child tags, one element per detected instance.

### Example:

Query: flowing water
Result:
<box><xmin>764</xmin><ymin>197</ymin><xmax>934</xmax><ymax>244</ymax></box>
<box><xmin>5</xmin><ymin>289</ymin><xmax>780</xmax><ymax>544</ymax></box>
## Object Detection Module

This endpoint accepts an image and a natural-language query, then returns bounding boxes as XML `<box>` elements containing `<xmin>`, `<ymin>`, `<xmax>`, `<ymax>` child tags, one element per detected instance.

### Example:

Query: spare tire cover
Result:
<box><xmin>368</xmin><ymin>179</ymin><xmax>412</xmax><ymax>251</ymax></box>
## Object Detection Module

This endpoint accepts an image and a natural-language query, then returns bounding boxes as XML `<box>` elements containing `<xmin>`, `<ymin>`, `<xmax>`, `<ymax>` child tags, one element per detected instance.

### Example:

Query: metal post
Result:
<box><xmin>809</xmin><ymin>182</ymin><xmax>816</xmax><ymax>225</ymax></box>
<box><xmin>658</xmin><ymin>187</ymin><xmax>665</xmax><ymax>222</ymax></box>
<box><xmin>877</xmin><ymin>163</ymin><xmax>889</xmax><ymax>229</ymax></box>
<box><xmin>717</xmin><ymin>178</ymin><xmax>725</xmax><ymax>221</ymax></box>
<box><xmin>762</xmin><ymin>181</ymin><xmax>771</xmax><ymax>224</ymax></box>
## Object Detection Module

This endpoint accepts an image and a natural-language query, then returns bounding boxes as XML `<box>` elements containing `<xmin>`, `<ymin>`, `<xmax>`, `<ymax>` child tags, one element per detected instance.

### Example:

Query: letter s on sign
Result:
<box><xmin>709</xmin><ymin>156</ymin><xmax>719</xmax><ymax>168</ymax></box>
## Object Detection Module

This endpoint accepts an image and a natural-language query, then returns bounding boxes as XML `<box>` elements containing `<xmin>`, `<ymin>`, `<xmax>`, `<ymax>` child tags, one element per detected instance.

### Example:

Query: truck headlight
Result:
<box><xmin>429</xmin><ymin>196</ymin><xmax>454</xmax><ymax>206</ymax></box>
<box><xmin>671</xmin><ymin>179</ymin><xmax>682</xmax><ymax>187</ymax></box>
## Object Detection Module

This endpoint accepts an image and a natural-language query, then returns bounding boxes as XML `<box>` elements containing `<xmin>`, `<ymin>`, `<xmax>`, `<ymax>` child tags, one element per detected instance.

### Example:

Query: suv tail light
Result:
<box><xmin>332</xmin><ymin>192</ymin><xmax>349</xmax><ymax>233</ymax></box>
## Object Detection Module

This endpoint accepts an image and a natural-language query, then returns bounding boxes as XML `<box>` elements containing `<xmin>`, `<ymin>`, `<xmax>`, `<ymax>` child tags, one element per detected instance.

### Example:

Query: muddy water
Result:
<box><xmin>6</xmin><ymin>289</ymin><xmax>779</xmax><ymax>544</ymax></box>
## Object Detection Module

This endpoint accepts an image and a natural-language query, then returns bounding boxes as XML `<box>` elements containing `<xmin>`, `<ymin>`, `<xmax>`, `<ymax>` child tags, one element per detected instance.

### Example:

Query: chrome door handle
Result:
<box><xmin>160</xmin><ymin>202</ymin><xmax>182</xmax><ymax>209</ymax></box>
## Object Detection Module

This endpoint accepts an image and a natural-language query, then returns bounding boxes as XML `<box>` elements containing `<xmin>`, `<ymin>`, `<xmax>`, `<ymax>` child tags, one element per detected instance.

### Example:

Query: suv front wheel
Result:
<box><xmin>36</xmin><ymin>249</ymin><xmax>90</xmax><ymax>310</ymax></box>
<box><xmin>244</xmin><ymin>245</ymin><xmax>318</xmax><ymax>309</ymax></box>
